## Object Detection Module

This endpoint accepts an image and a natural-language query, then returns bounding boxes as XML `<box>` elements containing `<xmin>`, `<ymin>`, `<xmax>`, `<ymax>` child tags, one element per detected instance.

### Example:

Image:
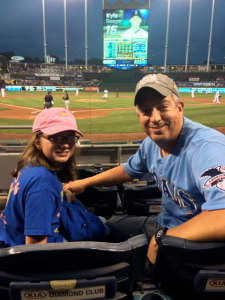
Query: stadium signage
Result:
<box><xmin>189</xmin><ymin>78</ymin><xmax>199</xmax><ymax>81</ymax></box>
<box><xmin>11</xmin><ymin>56</ymin><xmax>24</xmax><ymax>61</ymax></box>
<box><xmin>193</xmin><ymin>82</ymin><xmax>215</xmax><ymax>86</ymax></box>
<box><xmin>84</xmin><ymin>87</ymin><xmax>98</xmax><ymax>92</ymax></box>
<box><xmin>206</xmin><ymin>278</ymin><xmax>225</xmax><ymax>290</ymax></box>
<box><xmin>45</xmin><ymin>56</ymin><xmax>56</xmax><ymax>63</ymax></box>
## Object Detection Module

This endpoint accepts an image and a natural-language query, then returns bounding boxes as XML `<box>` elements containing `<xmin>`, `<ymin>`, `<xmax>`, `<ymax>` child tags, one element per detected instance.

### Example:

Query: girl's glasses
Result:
<box><xmin>40</xmin><ymin>135</ymin><xmax>79</xmax><ymax>145</ymax></box>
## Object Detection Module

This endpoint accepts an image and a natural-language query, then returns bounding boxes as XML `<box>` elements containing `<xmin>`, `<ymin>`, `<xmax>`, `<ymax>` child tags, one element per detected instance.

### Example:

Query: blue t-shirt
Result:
<box><xmin>0</xmin><ymin>166</ymin><xmax>64</xmax><ymax>247</ymax></box>
<box><xmin>123</xmin><ymin>117</ymin><xmax>225</xmax><ymax>228</ymax></box>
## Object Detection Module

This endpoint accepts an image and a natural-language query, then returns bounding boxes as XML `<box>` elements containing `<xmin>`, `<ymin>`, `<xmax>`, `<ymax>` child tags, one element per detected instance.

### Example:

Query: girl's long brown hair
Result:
<box><xmin>11</xmin><ymin>131</ymin><xmax>79</xmax><ymax>183</ymax></box>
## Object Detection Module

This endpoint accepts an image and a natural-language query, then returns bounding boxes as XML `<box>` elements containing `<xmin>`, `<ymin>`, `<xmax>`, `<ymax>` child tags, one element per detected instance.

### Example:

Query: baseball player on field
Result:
<box><xmin>215</xmin><ymin>89</ymin><xmax>220</xmax><ymax>103</ymax></box>
<box><xmin>191</xmin><ymin>88</ymin><xmax>194</xmax><ymax>98</ymax></box>
<box><xmin>103</xmin><ymin>88</ymin><xmax>108</xmax><ymax>101</ymax></box>
<box><xmin>0</xmin><ymin>79</ymin><xmax>5</xmax><ymax>98</ymax></box>
<box><xmin>62</xmin><ymin>90</ymin><xmax>70</xmax><ymax>110</ymax></box>
<box><xmin>65</xmin><ymin>74</ymin><xmax>225</xmax><ymax>266</ymax></box>
<box><xmin>76</xmin><ymin>88</ymin><xmax>79</xmax><ymax>96</ymax></box>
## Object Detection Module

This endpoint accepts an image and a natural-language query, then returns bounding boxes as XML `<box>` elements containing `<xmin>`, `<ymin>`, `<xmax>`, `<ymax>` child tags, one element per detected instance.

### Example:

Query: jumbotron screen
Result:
<box><xmin>103</xmin><ymin>9</ymin><xmax>149</xmax><ymax>70</ymax></box>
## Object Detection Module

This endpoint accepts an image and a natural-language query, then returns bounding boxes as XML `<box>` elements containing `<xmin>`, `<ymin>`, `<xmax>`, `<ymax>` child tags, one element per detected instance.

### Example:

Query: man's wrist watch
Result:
<box><xmin>155</xmin><ymin>227</ymin><xmax>168</xmax><ymax>244</ymax></box>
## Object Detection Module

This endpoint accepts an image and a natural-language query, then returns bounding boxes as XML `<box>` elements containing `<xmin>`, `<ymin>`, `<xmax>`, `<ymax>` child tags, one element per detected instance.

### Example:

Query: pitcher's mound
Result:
<box><xmin>73</xmin><ymin>99</ymin><xmax>105</xmax><ymax>102</ymax></box>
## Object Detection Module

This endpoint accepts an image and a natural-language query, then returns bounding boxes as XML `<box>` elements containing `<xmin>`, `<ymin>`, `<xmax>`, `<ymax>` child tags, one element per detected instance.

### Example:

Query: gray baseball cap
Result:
<box><xmin>134</xmin><ymin>74</ymin><xmax>180</xmax><ymax>106</ymax></box>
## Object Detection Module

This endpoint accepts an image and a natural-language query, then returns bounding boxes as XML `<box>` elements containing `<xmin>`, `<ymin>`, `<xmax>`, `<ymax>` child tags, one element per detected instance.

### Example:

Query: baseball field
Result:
<box><xmin>0</xmin><ymin>90</ymin><xmax>224</xmax><ymax>143</ymax></box>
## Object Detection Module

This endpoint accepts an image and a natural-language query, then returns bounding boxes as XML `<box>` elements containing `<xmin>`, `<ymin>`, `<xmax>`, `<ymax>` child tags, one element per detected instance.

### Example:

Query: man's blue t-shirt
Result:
<box><xmin>0</xmin><ymin>166</ymin><xmax>64</xmax><ymax>247</ymax></box>
<box><xmin>123</xmin><ymin>117</ymin><xmax>225</xmax><ymax>228</ymax></box>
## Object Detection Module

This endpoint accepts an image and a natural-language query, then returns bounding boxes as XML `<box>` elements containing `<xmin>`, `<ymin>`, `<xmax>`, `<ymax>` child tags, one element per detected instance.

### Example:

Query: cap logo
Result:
<box><xmin>138</xmin><ymin>74</ymin><xmax>160</xmax><ymax>90</ymax></box>
<box><xmin>173</xmin><ymin>83</ymin><xmax>178</xmax><ymax>91</ymax></box>
<box><xmin>135</xmin><ymin>11</ymin><xmax>138</xmax><ymax>14</ymax></box>
<box><xmin>61</xmin><ymin>113</ymin><xmax>67</xmax><ymax>117</ymax></box>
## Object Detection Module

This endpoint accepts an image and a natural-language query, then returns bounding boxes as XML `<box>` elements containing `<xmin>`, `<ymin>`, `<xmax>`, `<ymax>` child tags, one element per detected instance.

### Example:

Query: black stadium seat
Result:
<box><xmin>77</xmin><ymin>185</ymin><xmax>118</xmax><ymax>218</ymax></box>
<box><xmin>152</xmin><ymin>235</ymin><xmax>225</xmax><ymax>300</ymax></box>
<box><xmin>0</xmin><ymin>234</ymin><xmax>148</xmax><ymax>300</ymax></box>
<box><xmin>78</xmin><ymin>168</ymin><xmax>103</xmax><ymax>179</ymax></box>
<box><xmin>123</xmin><ymin>184</ymin><xmax>162</xmax><ymax>216</ymax></box>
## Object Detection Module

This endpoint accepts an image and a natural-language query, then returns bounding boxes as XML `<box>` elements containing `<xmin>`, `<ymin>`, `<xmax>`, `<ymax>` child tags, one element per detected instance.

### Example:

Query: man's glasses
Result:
<box><xmin>40</xmin><ymin>135</ymin><xmax>80</xmax><ymax>145</ymax></box>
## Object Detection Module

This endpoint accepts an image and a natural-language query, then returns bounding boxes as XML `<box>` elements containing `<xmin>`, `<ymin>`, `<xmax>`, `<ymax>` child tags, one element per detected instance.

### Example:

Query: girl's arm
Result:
<box><xmin>25</xmin><ymin>235</ymin><xmax>47</xmax><ymax>245</ymax></box>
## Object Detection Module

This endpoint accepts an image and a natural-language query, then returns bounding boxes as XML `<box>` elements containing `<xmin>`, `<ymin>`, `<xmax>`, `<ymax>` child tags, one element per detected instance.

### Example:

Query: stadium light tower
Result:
<box><xmin>42</xmin><ymin>0</ymin><xmax>47</xmax><ymax>63</ymax></box>
<box><xmin>64</xmin><ymin>0</ymin><xmax>68</xmax><ymax>70</ymax></box>
<box><xmin>207</xmin><ymin>0</ymin><xmax>215</xmax><ymax>72</ymax></box>
<box><xmin>185</xmin><ymin>0</ymin><xmax>192</xmax><ymax>72</ymax></box>
<box><xmin>85</xmin><ymin>0</ymin><xmax>88</xmax><ymax>70</ymax></box>
<box><xmin>164</xmin><ymin>0</ymin><xmax>170</xmax><ymax>73</ymax></box>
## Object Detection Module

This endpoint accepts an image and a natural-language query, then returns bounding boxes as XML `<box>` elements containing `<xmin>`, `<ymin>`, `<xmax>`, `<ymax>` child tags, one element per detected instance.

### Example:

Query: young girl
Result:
<box><xmin>0</xmin><ymin>108</ymin><xmax>105</xmax><ymax>247</ymax></box>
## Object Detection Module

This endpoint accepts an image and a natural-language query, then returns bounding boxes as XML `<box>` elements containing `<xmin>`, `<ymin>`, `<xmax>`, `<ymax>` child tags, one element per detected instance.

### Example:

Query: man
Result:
<box><xmin>65</xmin><ymin>74</ymin><xmax>225</xmax><ymax>265</ymax></box>
<box><xmin>121</xmin><ymin>10</ymin><xmax>148</xmax><ymax>39</ymax></box>
<box><xmin>0</xmin><ymin>79</ymin><xmax>5</xmax><ymax>98</ymax></box>
<box><xmin>216</xmin><ymin>89</ymin><xmax>220</xmax><ymax>103</ymax></box>
<box><xmin>62</xmin><ymin>90</ymin><xmax>69</xmax><ymax>110</ymax></box>
<box><xmin>44</xmin><ymin>91</ymin><xmax>54</xmax><ymax>109</ymax></box>
<box><xmin>191</xmin><ymin>88</ymin><xmax>194</xmax><ymax>98</ymax></box>
<box><xmin>76</xmin><ymin>88</ymin><xmax>79</xmax><ymax>96</ymax></box>
<box><xmin>116</xmin><ymin>89</ymin><xmax>119</xmax><ymax>98</ymax></box>
<box><xmin>103</xmin><ymin>88</ymin><xmax>108</xmax><ymax>101</ymax></box>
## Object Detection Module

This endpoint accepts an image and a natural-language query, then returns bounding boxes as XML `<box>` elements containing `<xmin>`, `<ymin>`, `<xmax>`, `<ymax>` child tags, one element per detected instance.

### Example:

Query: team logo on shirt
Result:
<box><xmin>200</xmin><ymin>166</ymin><xmax>225</xmax><ymax>191</ymax></box>
<box><xmin>61</xmin><ymin>113</ymin><xmax>66</xmax><ymax>117</ymax></box>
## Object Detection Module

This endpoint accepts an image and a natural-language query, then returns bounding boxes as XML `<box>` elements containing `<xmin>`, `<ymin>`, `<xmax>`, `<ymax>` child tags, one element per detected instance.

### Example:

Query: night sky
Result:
<box><xmin>0</xmin><ymin>0</ymin><xmax>224</xmax><ymax>65</ymax></box>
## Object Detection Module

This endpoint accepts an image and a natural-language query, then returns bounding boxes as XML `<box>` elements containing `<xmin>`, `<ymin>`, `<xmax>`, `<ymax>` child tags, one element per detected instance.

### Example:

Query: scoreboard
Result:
<box><xmin>103</xmin><ymin>9</ymin><xmax>149</xmax><ymax>70</ymax></box>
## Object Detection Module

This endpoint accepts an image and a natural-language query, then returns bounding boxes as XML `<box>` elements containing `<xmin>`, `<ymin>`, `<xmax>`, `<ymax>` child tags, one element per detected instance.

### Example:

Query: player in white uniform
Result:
<box><xmin>121</xmin><ymin>10</ymin><xmax>148</xmax><ymax>39</ymax></box>
<box><xmin>76</xmin><ymin>89</ymin><xmax>79</xmax><ymax>96</ymax></box>
<box><xmin>191</xmin><ymin>89</ymin><xmax>194</xmax><ymax>98</ymax></box>
<box><xmin>103</xmin><ymin>88</ymin><xmax>108</xmax><ymax>101</ymax></box>
<box><xmin>215</xmin><ymin>89</ymin><xmax>220</xmax><ymax>103</ymax></box>
<box><xmin>1</xmin><ymin>79</ymin><xmax>5</xmax><ymax>97</ymax></box>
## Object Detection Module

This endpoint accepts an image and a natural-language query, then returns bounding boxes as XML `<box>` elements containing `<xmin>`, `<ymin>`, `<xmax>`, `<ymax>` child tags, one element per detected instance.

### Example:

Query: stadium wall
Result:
<box><xmin>84</xmin><ymin>71</ymin><xmax>225</xmax><ymax>92</ymax></box>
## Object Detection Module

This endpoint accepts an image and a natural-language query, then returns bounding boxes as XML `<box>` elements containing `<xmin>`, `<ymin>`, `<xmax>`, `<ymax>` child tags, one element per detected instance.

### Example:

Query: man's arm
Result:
<box><xmin>64</xmin><ymin>165</ymin><xmax>133</xmax><ymax>195</ymax></box>
<box><xmin>147</xmin><ymin>209</ymin><xmax>225</xmax><ymax>264</ymax></box>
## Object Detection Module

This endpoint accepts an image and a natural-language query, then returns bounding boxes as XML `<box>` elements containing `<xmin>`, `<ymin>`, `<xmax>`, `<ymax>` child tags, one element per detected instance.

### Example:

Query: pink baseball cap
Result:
<box><xmin>32</xmin><ymin>107</ymin><xmax>83</xmax><ymax>136</ymax></box>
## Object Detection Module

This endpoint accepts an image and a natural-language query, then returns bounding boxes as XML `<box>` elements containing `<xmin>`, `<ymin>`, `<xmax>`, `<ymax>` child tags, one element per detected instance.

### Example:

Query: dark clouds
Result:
<box><xmin>0</xmin><ymin>0</ymin><xmax>224</xmax><ymax>64</ymax></box>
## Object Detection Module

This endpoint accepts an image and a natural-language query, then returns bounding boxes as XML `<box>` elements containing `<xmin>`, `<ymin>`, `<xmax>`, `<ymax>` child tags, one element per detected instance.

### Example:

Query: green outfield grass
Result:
<box><xmin>0</xmin><ymin>91</ymin><xmax>224</xmax><ymax>134</ymax></box>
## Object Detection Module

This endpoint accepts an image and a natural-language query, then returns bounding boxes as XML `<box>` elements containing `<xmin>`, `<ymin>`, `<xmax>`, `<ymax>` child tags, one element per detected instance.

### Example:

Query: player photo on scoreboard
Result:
<box><xmin>103</xmin><ymin>9</ymin><xmax>149</xmax><ymax>69</ymax></box>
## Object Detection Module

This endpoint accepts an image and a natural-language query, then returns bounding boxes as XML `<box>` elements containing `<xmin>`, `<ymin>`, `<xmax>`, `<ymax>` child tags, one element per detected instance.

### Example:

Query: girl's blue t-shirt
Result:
<box><xmin>0</xmin><ymin>166</ymin><xmax>64</xmax><ymax>247</ymax></box>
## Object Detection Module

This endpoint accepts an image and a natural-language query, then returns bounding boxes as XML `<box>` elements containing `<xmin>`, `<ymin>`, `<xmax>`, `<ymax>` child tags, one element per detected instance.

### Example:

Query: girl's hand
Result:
<box><xmin>63</xmin><ymin>189</ymin><xmax>87</xmax><ymax>210</ymax></box>
<box><xmin>63</xmin><ymin>189</ymin><xmax>77</xmax><ymax>203</ymax></box>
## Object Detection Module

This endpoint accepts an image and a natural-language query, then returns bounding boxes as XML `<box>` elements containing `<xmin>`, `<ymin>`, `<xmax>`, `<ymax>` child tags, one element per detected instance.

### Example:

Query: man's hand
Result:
<box><xmin>64</xmin><ymin>180</ymin><xmax>87</xmax><ymax>196</ymax></box>
<box><xmin>147</xmin><ymin>234</ymin><xmax>158</xmax><ymax>265</ymax></box>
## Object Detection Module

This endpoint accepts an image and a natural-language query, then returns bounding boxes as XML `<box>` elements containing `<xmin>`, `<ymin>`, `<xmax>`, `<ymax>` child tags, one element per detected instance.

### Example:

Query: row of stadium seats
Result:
<box><xmin>76</xmin><ymin>167</ymin><xmax>162</xmax><ymax>218</ymax></box>
<box><xmin>0</xmin><ymin>167</ymin><xmax>225</xmax><ymax>300</ymax></box>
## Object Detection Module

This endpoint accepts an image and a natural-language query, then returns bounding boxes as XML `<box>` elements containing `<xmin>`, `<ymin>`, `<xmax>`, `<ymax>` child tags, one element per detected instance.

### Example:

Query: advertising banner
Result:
<box><xmin>189</xmin><ymin>78</ymin><xmax>200</xmax><ymax>81</ymax></box>
<box><xmin>24</xmin><ymin>86</ymin><xmax>36</xmax><ymax>91</ymax></box>
<box><xmin>25</xmin><ymin>76</ymin><xmax>36</xmax><ymax>80</ymax></box>
<box><xmin>6</xmin><ymin>86</ymin><xmax>22</xmax><ymax>91</ymax></box>
<box><xmin>74</xmin><ymin>77</ymin><xmax>83</xmax><ymax>81</ymax></box>
<box><xmin>35</xmin><ymin>73</ymin><xmax>60</xmax><ymax>77</ymax></box>
<box><xmin>50</xmin><ymin>77</ymin><xmax>60</xmax><ymax>80</ymax></box>
<box><xmin>37</xmin><ymin>86</ymin><xmax>56</xmax><ymax>91</ymax></box>
<box><xmin>84</xmin><ymin>87</ymin><xmax>99</xmax><ymax>91</ymax></box>
<box><xmin>193</xmin><ymin>82</ymin><xmax>216</xmax><ymax>87</ymax></box>
<box><xmin>103</xmin><ymin>9</ymin><xmax>149</xmax><ymax>69</ymax></box>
